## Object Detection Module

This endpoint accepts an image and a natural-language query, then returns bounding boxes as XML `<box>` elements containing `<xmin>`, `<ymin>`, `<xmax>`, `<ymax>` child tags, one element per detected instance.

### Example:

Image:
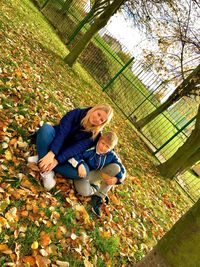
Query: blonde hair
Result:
<box><xmin>81</xmin><ymin>104</ymin><xmax>113</xmax><ymax>139</ymax></box>
<box><xmin>101</xmin><ymin>131</ymin><xmax>118</xmax><ymax>148</ymax></box>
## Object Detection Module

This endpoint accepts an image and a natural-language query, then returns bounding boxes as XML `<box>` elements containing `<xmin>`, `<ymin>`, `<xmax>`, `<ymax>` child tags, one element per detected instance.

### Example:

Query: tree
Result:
<box><xmin>67</xmin><ymin>0</ymin><xmax>114</xmax><ymax>45</ymax></box>
<box><xmin>158</xmin><ymin>104</ymin><xmax>200</xmax><ymax>179</ymax></box>
<box><xmin>134</xmin><ymin>198</ymin><xmax>200</xmax><ymax>267</ymax></box>
<box><xmin>135</xmin><ymin>64</ymin><xmax>200</xmax><ymax>129</ymax></box>
<box><xmin>125</xmin><ymin>0</ymin><xmax>199</xmax><ymax>128</ymax></box>
<box><xmin>64</xmin><ymin>0</ymin><xmax>125</xmax><ymax>66</ymax></box>
<box><xmin>125</xmin><ymin>0</ymin><xmax>200</xmax><ymax>80</ymax></box>
<box><xmin>60</xmin><ymin>0</ymin><xmax>73</xmax><ymax>15</ymax></box>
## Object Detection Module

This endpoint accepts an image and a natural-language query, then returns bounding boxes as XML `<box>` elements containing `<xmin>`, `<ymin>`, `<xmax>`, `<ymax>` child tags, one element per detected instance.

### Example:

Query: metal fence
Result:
<box><xmin>34</xmin><ymin>0</ymin><xmax>200</xmax><ymax>202</ymax></box>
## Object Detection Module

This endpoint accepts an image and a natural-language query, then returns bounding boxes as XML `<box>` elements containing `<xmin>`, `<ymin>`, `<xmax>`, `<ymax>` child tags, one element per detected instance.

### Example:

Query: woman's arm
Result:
<box><xmin>50</xmin><ymin>109</ymin><xmax>78</xmax><ymax>156</ymax></box>
<box><xmin>56</xmin><ymin>138</ymin><xmax>96</xmax><ymax>164</ymax></box>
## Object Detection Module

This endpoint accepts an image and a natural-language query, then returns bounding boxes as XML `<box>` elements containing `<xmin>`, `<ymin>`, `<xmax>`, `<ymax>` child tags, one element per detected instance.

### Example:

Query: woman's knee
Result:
<box><xmin>37</xmin><ymin>124</ymin><xmax>55</xmax><ymax>140</ymax></box>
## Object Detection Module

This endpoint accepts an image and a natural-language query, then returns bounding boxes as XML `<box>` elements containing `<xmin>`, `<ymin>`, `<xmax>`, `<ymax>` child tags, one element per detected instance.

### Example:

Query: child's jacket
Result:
<box><xmin>68</xmin><ymin>147</ymin><xmax>126</xmax><ymax>184</ymax></box>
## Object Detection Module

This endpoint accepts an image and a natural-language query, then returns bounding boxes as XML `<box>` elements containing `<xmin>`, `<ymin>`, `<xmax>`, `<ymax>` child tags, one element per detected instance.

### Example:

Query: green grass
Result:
<box><xmin>0</xmin><ymin>0</ymin><xmax>195</xmax><ymax>265</ymax></box>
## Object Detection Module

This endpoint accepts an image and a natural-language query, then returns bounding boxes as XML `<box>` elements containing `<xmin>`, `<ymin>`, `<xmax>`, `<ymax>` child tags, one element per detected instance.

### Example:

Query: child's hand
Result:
<box><xmin>78</xmin><ymin>164</ymin><xmax>87</xmax><ymax>178</ymax></box>
<box><xmin>101</xmin><ymin>173</ymin><xmax>117</xmax><ymax>185</ymax></box>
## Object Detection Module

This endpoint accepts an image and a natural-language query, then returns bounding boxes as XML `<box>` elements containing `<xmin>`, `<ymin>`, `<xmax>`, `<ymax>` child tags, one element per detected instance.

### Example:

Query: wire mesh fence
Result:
<box><xmin>33</xmin><ymin>0</ymin><xmax>200</xmax><ymax>202</ymax></box>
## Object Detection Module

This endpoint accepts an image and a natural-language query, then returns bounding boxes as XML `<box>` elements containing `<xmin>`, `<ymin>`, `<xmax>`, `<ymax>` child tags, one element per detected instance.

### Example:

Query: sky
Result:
<box><xmin>104</xmin><ymin>13</ymin><xmax>146</xmax><ymax>57</ymax></box>
<box><xmin>84</xmin><ymin>1</ymin><xmax>149</xmax><ymax>58</ymax></box>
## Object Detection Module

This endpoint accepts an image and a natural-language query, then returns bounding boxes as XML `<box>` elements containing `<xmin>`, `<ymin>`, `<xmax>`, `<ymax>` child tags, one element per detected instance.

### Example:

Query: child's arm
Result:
<box><xmin>68</xmin><ymin>149</ymin><xmax>94</xmax><ymax>178</ymax></box>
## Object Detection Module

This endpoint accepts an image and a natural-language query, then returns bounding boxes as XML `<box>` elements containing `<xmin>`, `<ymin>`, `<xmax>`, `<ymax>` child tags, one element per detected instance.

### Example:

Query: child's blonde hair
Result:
<box><xmin>81</xmin><ymin>104</ymin><xmax>113</xmax><ymax>139</ymax></box>
<box><xmin>101</xmin><ymin>131</ymin><xmax>118</xmax><ymax>149</ymax></box>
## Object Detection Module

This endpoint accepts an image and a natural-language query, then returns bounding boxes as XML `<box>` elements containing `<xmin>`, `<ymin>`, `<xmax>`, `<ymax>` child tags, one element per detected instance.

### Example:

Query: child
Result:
<box><xmin>68</xmin><ymin>131</ymin><xmax>126</xmax><ymax>217</ymax></box>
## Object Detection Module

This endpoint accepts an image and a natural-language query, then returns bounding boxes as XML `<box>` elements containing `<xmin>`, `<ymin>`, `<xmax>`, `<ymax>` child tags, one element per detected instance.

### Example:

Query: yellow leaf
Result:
<box><xmin>31</xmin><ymin>241</ymin><xmax>39</xmax><ymax>250</ymax></box>
<box><xmin>74</xmin><ymin>204</ymin><xmax>90</xmax><ymax>224</ymax></box>
<box><xmin>5</xmin><ymin>149</ymin><xmax>12</xmax><ymax>160</ymax></box>
<box><xmin>56</xmin><ymin>260</ymin><xmax>70</xmax><ymax>267</ymax></box>
<box><xmin>84</xmin><ymin>258</ymin><xmax>93</xmax><ymax>267</ymax></box>
<box><xmin>100</xmin><ymin>230</ymin><xmax>111</xmax><ymax>238</ymax></box>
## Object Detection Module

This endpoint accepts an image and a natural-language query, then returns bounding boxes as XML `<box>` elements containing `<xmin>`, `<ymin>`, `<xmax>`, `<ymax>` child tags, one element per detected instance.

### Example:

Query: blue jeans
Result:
<box><xmin>36</xmin><ymin>124</ymin><xmax>89</xmax><ymax>180</ymax></box>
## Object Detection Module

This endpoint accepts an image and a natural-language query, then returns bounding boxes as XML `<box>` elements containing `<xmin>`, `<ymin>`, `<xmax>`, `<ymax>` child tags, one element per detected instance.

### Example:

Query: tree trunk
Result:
<box><xmin>40</xmin><ymin>0</ymin><xmax>50</xmax><ymax>9</ymax></box>
<box><xmin>60</xmin><ymin>0</ymin><xmax>73</xmax><ymax>15</ymax></box>
<box><xmin>66</xmin><ymin>9</ymin><xmax>94</xmax><ymax>45</ymax></box>
<box><xmin>158</xmin><ymin>105</ymin><xmax>200</xmax><ymax>178</ymax></box>
<box><xmin>177</xmin><ymin>148</ymin><xmax>200</xmax><ymax>174</ymax></box>
<box><xmin>136</xmin><ymin>64</ymin><xmax>200</xmax><ymax>129</ymax></box>
<box><xmin>135</xmin><ymin>198</ymin><xmax>200</xmax><ymax>267</ymax></box>
<box><xmin>136</xmin><ymin>94</ymin><xmax>180</xmax><ymax>129</ymax></box>
<box><xmin>64</xmin><ymin>0</ymin><xmax>125</xmax><ymax>66</ymax></box>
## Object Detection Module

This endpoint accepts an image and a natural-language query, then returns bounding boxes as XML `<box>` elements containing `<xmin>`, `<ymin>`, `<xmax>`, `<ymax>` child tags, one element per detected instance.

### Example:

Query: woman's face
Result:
<box><xmin>89</xmin><ymin>109</ymin><xmax>108</xmax><ymax>126</ymax></box>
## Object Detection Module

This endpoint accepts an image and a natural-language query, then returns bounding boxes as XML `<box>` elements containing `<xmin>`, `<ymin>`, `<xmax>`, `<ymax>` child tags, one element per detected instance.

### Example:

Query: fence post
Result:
<box><xmin>103</xmin><ymin>57</ymin><xmax>134</xmax><ymax>92</ymax></box>
<box><xmin>153</xmin><ymin>115</ymin><xmax>196</xmax><ymax>155</ymax></box>
<box><xmin>40</xmin><ymin>0</ymin><xmax>50</xmax><ymax>9</ymax></box>
<box><xmin>128</xmin><ymin>81</ymin><xmax>164</xmax><ymax>118</ymax></box>
<box><xmin>67</xmin><ymin>9</ymin><xmax>94</xmax><ymax>45</ymax></box>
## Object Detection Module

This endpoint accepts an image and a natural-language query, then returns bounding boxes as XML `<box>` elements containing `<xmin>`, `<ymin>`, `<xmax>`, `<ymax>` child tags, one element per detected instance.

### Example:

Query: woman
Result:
<box><xmin>28</xmin><ymin>104</ymin><xmax>113</xmax><ymax>190</ymax></box>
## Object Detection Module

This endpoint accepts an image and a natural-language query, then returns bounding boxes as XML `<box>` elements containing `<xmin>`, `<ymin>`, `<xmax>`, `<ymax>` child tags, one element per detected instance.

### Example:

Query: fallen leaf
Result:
<box><xmin>84</xmin><ymin>258</ymin><xmax>93</xmax><ymax>267</ymax></box>
<box><xmin>22</xmin><ymin>256</ymin><xmax>36</xmax><ymax>266</ymax></box>
<box><xmin>109</xmin><ymin>193</ymin><xmax>120</xmax><ymax>205</ymax></box>
<box><xmin>56</xmin><ymin>260</ymin><xmax>70</xmax><ymax>267</ymax></box>
<box><xmin>71</xmin><ymin>233</ymin><xmax>77</xmax><ymax>240</ymax></box>
<box><xmin>31</xmin><ymin>241</ymin><xmax>39</xmax><ymax>250</ymax></box>
<box><xmin>40</xmin><ymin>231</ymin><xmax>51</xmax><ymax>247</ymax></box>
<box><xmin>9</xmin><ymin>138</ymin><xmax>18</xmax><ymax>146</ymax></box>
<box><xmin>5</xmin><ymin>149</ymin><xmax>12</xmax><ymax>160</ymax></box>
<box><xmin>35</xmin><ymin>255</ymin><xmax>51</xmax><ymax>267</ymax></box>
<box><xmin>0</xmin><ymin>244</ymin><xmax>12</xmax><ymax>254</ymax></box>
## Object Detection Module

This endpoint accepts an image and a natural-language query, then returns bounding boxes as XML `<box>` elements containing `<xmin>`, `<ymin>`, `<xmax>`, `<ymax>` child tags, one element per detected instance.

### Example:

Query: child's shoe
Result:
<box><xmin>91</xmin><ymin>184</ymin><xmax>99</xmax><ymax>193</ymax></box>
<box><xmin>91</xmin><ymin>195</ymin><xmax>103</xmax><ymax>217</ymax></box>
<box><xmin>41</xmin><ymin>171</ymin><xmax>56</xmax><ymax>191</ymax></box>
<box><xmin>28</xmin><ymin>155</ymin><xmax>39</xmax><ymax>163</ymax></box>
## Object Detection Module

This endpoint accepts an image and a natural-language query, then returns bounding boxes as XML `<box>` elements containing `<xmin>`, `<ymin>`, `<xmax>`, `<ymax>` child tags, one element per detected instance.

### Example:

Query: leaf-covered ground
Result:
<box><xmin>0</xmin><ymin>0</ymin><xmax>192</xmax><ymax>266</ymax></box>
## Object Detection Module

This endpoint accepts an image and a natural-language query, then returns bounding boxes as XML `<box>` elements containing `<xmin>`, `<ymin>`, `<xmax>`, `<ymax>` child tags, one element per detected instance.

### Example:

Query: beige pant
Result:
<box><xmin>74</xmin><ymin>163</ymin><xmax>125</xmax><ymax>198</ymax></box>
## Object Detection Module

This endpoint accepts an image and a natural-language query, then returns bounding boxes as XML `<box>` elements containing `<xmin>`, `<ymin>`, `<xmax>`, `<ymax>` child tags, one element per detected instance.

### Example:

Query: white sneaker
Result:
<box><xmin>28</xmin><ymin>155</ymin><xmax>39</xmax><ymax>163</ymax></box>
<box><xmin>41</xmin><ymin>171</ymin><xmax>56</xmax><ymax>191</ymax></box>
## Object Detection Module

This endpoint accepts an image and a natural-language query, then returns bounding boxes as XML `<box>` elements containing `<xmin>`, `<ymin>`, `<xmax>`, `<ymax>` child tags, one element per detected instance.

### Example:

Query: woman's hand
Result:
<box><xmin>39</xmin><ymin>151</ymin><xmax>57</xmax><ymax>173</ymax></box>
<box><xmin>101</xmin><ymin>173</ymin><xmax>117</xmax><ymax>185</ymax></box>
<box><xmin>78</xmin><ymin>164</ymin><xmax>87</xmax><ymax>178</ymax></box>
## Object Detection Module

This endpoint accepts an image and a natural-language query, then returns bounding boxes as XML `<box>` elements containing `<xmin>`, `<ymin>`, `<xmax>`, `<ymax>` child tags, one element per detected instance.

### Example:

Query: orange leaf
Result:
<box><xmin>0</xmin><ymin>244</ymin><xmax>9</xmax><ymax>251</ymax></box>
<box><xmin>35</xmin><ymin>255</ymin><xmax>50</xmax><ymax>267</ymax></box>
<box><xmin>40</xmin><ymin>232</ymin><xmax>51</xmax><ymax>247</ymax></box>
<box><xmin>0</xmin><ymin>244</ymin><xmax>12</xmax><ymax>254</ymax></box>
<box><xmin>56</xmin><ymin>227</ymin><xmax>63</xmax><ymax>240</ymax></box>
<box><xmin>21</xmin><ymin>179</ymin><xmax>33</xmax><ymax>188</ymax></box>
<box><xmin>22</xmin><ymin>256</ymin><xmax>36</xmax><ymax>266</ymax></box>
<box><xmin>21</xmin><ymin>210</ymin><xmax>29</xmax><ymax>217</ymax></box>
<box><xmin>109</xmin><ymin>193</ymin><xmax>120</xmax><ymax>205</ymax></box>
<box><xmin>9</xmin><ymin>138</ymin><xmax>18</xmax><ymax>146</ymax></box>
